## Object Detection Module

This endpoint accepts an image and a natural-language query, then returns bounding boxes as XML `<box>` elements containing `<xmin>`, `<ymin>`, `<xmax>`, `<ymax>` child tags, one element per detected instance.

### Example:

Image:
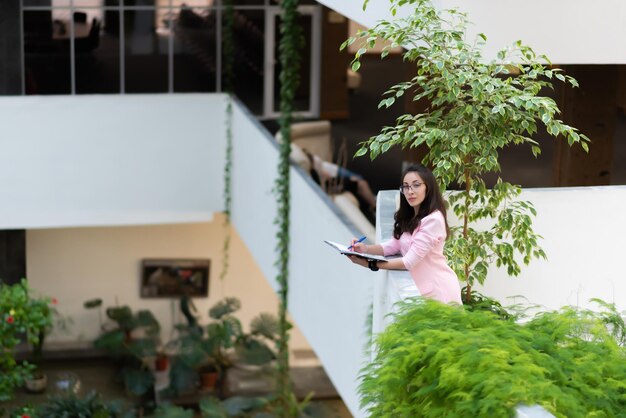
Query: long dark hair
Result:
<box><xmin>393</xmin><ymin>163</ymin><xmax>449</xmax><ymax>239</ymax></box>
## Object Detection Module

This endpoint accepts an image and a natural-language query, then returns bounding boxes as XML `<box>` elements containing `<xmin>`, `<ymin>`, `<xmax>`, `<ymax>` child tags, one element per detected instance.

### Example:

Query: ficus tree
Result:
<box><xmin>344</xmin><ymin>0</ymin><xmax>590</xmax><ymax>302</ymax></box>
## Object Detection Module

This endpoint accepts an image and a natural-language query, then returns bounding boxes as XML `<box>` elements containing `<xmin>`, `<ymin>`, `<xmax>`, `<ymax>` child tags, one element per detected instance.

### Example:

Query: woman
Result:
<box><xmin>348</xmin><ymin>163</ymin><xmax>462</xmax><ymax>304</ymax></box>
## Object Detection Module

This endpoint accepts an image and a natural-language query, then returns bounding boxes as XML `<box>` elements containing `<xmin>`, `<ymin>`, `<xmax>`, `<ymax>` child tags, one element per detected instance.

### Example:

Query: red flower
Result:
<box><xmin>22</xmin><ymin>414</ymin><xmax>30</xmax><ymax>418</ymax></box>
<box><xmin>51</xmin><ymin>297</ymin><xmax>58</xmax><ymax>304</ymax></box>
<box><xmin>7</xmin><ymin>316</ymin><xmax>14</xmax><ymax>324</ymax></box>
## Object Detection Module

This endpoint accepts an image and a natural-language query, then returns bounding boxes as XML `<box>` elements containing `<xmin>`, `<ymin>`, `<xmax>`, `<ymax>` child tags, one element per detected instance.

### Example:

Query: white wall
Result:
<box><xmin>231</xmin><ymin>102</ymin><xmax>373</xmax><ymax>417</ymax></box>
<box><xmin>1</xmin><ymin>93</ymin><xmax>374</xmax><ymax>416</ymax></box>
<box><xmin>0</xmin><ymin>94</ymin><xmax>226</xmax><ymax>229</ymax></box>
<box><xmin>440</xmin><ymin>0</ymin><xmax>626</xmax><ymax>64</ymax></box>
<box><xmin>476</xmin><ymin>186</ymin><xmax>626</xmax><ymax>312</ymax></box>
<box><xmin>27</xmin><ymin>218</ymin><xmax>312</xmax><ymax>352</ymax></box>
<box><xmin>320</xmin><ymin>0</ymin><xmax>626</xmax><ymax>64</ymax></box>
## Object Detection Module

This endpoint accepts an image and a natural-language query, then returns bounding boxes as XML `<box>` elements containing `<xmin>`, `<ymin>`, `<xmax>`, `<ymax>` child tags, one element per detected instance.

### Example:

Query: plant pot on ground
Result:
<box><xmin>85</xmin><ymin>301</ymin><xmax>161</xmax><ymax>397</ymax></box>
<box><xmin>167</xmin><ymin>297</ymin><xmax>279</xmax><ymax>398</ymax></box>
<box><xmin>198</xmin><ymin>363</ymin><xmax>219</xmax><ymax>392</ymax></box>
<box><xmin>155</xmin><ymin>353</ymin><xmax>169</xmax><ymax>372</ymax></box>
<box><xmin>24</xmin><ymin>369</ymin><xmax>47</xmax><ymax>394</ymax></box>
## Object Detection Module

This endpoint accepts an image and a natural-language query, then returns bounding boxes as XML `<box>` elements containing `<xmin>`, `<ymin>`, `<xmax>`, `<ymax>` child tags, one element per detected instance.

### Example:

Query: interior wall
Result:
<box><xmin>231</xmin><ymin>100</ymin><xmax>373</xmax><ymax>417</ymax></box>
<box><xmin>322</xmin><ymin>0</ymin><xmax>626</xmax><ymax>64</ymax></box>
<box><xmin>0</xmin><ymin>94</ymin><xmax>226</xmax><ymax>229</ymax></box>
<box><xmin>476</xmin><ymin>186</ymin><xmax>626</xmax><ymax>312</ymax></box>
<box><xmin>26</xmin><ymin>216</ymin><xmax>312</xmax><ymax>353</ymax></box>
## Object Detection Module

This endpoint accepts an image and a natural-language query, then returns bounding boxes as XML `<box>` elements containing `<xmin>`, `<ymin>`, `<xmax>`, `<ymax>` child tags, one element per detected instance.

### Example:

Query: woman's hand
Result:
<box><xmin>346</xmin><ymin>255</ymin><xmax>368</xmax><ymax>267</ymax></box>
<box><xmin>350</xmin><ymin>238</ymin><xmax>367</xmax><ymax>253</ymax></box>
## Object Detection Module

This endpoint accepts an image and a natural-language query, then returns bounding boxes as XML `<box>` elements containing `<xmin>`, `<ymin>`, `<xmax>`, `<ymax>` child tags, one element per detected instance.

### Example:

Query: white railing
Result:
<box><xmin>371</xmin><ymin>191</ymin><xmax>420</xmax><ymax>336</ymax></box>
<box><xmin>229</xmin><ymin>101</ymin><xmax>373</xmax><ymax>417</ymax></box>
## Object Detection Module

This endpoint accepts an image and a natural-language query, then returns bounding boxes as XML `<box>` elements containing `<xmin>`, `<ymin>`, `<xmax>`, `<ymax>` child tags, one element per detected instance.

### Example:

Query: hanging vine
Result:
<box><xmin>220</xmin><ymin>0</ymin><xmax>235</xmax><ymax>280</ymax></box>
<box><xmin>275</xmin><ymin>0</ymin><xmax>303</xmax><ymax>415</ymax></box>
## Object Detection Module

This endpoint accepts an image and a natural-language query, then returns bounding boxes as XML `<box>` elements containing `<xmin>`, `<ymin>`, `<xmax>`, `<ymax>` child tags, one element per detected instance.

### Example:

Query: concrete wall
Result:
<box><xmin>319</xmin><ymin>0</ymin><xmax>626</xmax><ymax>64</ymax></box>
<box><xmin>476</xmin><ymin>186</ymin><xmax>626</xmax><ymax>312</ymax></box>
<box><xmin>230</xmin><ymin>102</ymin><xmax>374</xmax><ymax>417</ymax></box>
<box><xmin>0</xmin><ymin>94</ymin><xmax>226</xmax><ymax>229</ymax></box>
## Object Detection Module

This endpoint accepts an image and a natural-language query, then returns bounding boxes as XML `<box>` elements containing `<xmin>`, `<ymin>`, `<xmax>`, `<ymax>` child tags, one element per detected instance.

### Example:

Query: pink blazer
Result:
<box><xmin>381</xmin><ymin>210</ymin><xmax>462</xmax><ymax>304</ymax></box>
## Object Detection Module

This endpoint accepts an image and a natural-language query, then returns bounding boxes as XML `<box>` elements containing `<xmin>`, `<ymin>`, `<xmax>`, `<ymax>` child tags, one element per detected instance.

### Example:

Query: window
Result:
<box><xmin>20</xmin><ymin>0</ymin><xmax>320</xmax><ymax>118</ymax></box>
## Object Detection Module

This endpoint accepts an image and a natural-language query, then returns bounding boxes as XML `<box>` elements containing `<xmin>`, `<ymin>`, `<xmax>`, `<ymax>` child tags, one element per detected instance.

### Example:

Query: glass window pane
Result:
<box><xmin>231</xmin><ymin>9</ymin><xmax>264</xmax><ymax>114</ymax></box>
<box><xmin>172</xmin><ymin>8</ymin><xmax>217</xmax><ymax>92</ymax></box>
<box><xmin>270</xmin><ymin>0</ymin><xmax>315</xmax><ymax>4</ymax></box>
<box><xmin>273</xmin><ymin>13</ymin><xmax>311</xmax><ymax>113</ymax></box>
<box><xmin>75</xmin><ymin>9</ymin><xmax>121</xmax><ymax>93</ymax></box>
<box><xmin>103</xmin><ymin>1</ymin><xmax>121</xmax><ymax>36</ymax></box>
<box><xmin>23</xmin><ymin>10</ymin><xmax>71</xmax><ymax>94</ymax></box>
<box><xmin>124</xmin><ymin>9</ymin><xmax>168</xmax><ymax>93</ymax></box>
<box><xmin>234</xmin><ymin>0</ymin><xmax>265</xmax><ymax>5</ymax></box>
<box><xmin>156</xmin><ymin>0</ymin><xmax>216</xmax><ymax>6</ymax></box>
<box><xmin>24</xmin><ymin>1</ymin><xmax>69</xmax><ymax>6</ymax></box>
<box><xmin>72</xmin><ymin>0</ymin><xmax>102</xmax><ymax>6</ymax></box>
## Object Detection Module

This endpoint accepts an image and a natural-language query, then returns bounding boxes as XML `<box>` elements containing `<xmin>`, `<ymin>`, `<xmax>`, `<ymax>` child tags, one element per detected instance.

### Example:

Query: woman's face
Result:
<box><xmin>402</xmin><ymin>171</ymin><xmax>427</xmax><ymax>210</ymax></box>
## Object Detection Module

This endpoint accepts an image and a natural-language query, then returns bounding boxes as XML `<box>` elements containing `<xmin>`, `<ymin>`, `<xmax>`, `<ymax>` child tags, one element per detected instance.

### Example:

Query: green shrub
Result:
<box><xmin>359</xmin><ymin>299</ymin><xmax>626</xmax><ymax>417</ymax></box>
<box><xmin>0</xmin><ymin>279</ymin><xmax>53</xmax><ymax>402</ymax></box>
<box><xmin>31</xmin><ymin>391</ymin><xmax>132</xmax><ymax>418</ymax></box>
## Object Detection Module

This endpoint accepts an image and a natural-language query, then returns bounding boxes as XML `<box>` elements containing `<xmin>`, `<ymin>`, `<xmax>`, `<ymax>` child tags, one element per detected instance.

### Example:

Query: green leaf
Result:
<box><xmin>354</xmin><ymin>147</ymin><xmax>368</xmax><ymax>157</ymax></box>
<box><xmin>83</xmin><ymin>298</ymin><xmax>102</xmax><ymax>309</ymax></box>
<box><xmin>581</xmin><ymin>141</ymin><xmax>589</xmax><ymax>152</ymax></box>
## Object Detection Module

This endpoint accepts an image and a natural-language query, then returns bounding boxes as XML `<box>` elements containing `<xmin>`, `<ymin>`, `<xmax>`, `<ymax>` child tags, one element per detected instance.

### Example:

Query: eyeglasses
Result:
<box><xmin>399</xmin><ymin>182</ymin><xmax>424</xmax><ymax>194</ymax></box>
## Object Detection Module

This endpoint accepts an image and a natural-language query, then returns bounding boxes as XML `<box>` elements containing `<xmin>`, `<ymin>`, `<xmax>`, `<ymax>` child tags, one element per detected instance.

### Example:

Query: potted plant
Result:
<box><xmin>167</xmin><ymin>297</ymin><xmax>279</xmax><ymax>397</ymax></box>
<box><xmin>0</xmin><ymin>279</ymin><xmax>53</xmax><ymax>401</ymax></box>
<box><xmin>84</xmin><ymin>298</ymin><xmax>161</xmax><ymax>397</ymax></box>
<box><xmin>24</xmin><ymin>295</ymin><xmax>72</xmax><ymax>394</ymax></box>
<box><xmin>203</xmin><ymin>298</ymin><xmax>279</xmax><ymax>398</ymax></box>
<box><xmin>33</xmin><ymin>390</ymin><xmax>132</xmax><ymax>417</ymax></box>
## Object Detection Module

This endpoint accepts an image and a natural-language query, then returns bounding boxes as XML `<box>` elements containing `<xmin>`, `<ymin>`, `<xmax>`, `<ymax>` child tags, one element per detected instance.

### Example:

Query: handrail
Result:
<box><xmin>372</xmin><ymin>190</ymin><xmax>420</xmax><ymax>336</ymax></box>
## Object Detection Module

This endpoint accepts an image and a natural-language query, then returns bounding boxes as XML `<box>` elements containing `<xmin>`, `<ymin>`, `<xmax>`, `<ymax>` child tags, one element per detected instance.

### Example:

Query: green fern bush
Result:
<box><xmin>359</xmin><ymin>299</ymin><xmax>626</xmax><ymax>417</ymax></box>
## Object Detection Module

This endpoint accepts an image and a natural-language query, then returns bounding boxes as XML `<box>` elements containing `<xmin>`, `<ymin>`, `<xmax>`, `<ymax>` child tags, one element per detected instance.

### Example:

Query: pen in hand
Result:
<box><xmin>348</xmin><ymin>235</ymin><xmax>366</xmax><ymax>251</ymax></box>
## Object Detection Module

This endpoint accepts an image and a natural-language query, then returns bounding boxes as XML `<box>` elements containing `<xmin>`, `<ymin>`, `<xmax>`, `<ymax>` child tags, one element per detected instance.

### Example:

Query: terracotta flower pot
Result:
<box><xmin>155</xmin><ymin>354</ymin><xmax>169</xmax><ymax>372</ymax></box>
<box><xmin>199</xmin><ymin>370</ymin><xmax>219</xmax><ymax>390</ymax></box>
<box><xmin>24</xmin><ymin>372</ymin><xmax>47</xmax><ymax>393</ymax></box>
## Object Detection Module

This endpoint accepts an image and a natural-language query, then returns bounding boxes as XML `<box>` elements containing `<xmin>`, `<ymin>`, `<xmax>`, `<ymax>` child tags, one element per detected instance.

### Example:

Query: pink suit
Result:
<box><xmin>381</xmin><ymin>210</ymin><xmax>462</xmax><ymax>304</ymax></box>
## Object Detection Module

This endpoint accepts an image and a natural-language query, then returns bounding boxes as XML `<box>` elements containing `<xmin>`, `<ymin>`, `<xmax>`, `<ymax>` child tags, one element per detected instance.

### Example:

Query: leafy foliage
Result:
<box><xmin>209</xmin><ymin>297</ymin><xmax>241</xmax><ymax>320</ymax></box>
<box><xmin>199</xmin><ymin>394</ymin><xmax>326</xmax><ymax>418</ymax></box>
<box><xmin>31</xmin><ymin>391</ymin><xmax>133</xmax><ymax>418</ymax></box>
<box><xmin>220</xmin><ymin>0</ymin><xmax>235</xmax><ymax>281</ymax></box>
<box><xmin>0</xmin><ymin>279</ymin><xmax>53</xmax><ymax>401</ymax></box>
<box><xmin>274</xmin><ymin>0</ymin><xmax>304</xmax><ymax>415</ymax></box>
<box><xmin>168</xmin><ymin>297</ymin><xmax>279</xmax><ymax>395</ymax></box>
<box><xmin>359</xmin><ymin>299</ymin><xmax>626</xmax><ymax>417</ymax></box>
<box><xmin>250</xmin><ymin>313</ymin><xmax>279</xmax><ymax>341</ymax></box>
<box><xmin>151</xmin><ymin>404</ymin><xmax>194</xmax><ymax>418</ymax></box>
<box><xmin>345</xmin><ymin>0</ymin><xmax>590</xmax><ymax>300</ymax></box>
<box><xmin>221</xmin><ymin>96</ymin><xmax>233</xmax><ymax>282</ymax></box>
<box><xmin>91</xmin><ymin>304</ymin><xmax>161</xmax><ymax>396</ymax></box>
<box><xmin>461</xmin><ymin>287</ymin><xmax>514</xmax><ymax>320</ymax></box>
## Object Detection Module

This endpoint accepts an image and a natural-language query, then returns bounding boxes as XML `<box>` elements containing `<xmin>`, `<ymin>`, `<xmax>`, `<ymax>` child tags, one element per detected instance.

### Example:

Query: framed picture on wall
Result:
<box><xmin>140</xmin><ymin>259</ymin><xmax>210</xmax><ymax>298</ymax></box>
